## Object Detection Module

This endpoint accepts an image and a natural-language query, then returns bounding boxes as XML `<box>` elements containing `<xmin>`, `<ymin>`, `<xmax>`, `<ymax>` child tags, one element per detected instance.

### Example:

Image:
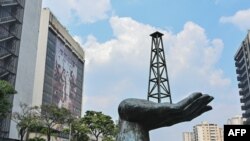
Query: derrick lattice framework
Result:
<box><xmin>147</xmin><ymin>31</ymin><xmax>172</xmax><ymax>103</ymax></box>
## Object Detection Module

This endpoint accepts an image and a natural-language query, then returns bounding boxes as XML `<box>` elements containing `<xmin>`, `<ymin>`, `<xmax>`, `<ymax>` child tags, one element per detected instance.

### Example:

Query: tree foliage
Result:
<box><xmin>12</xmin><ymin>103</ymin><xmax>40</xmax><ymax>141</ymax></box>
<box><xmin>40</xmin><ymin>104</ymin><xmax>72</xmax><ymax>141</ymax></box>
<box><xmin>82</xmin><ymin>111</ymin><xmax>116</xmax><ymax>141</ymax></box>
<box><xmin>0</xmin><ymin>80</ymin><xmax>16</xmax><ymax>137</ymax></box>
<box><xmin>0</xmin><ymin>80</ymin><xmax>16</xmax><ymax>119</ymax></box>
<box><xmin>64</xmin><ymin>118</ymin><xmax>90</xmax><ymax>141</ymax></box>
<box><xmin>27</xmin><ymin>137</ymin><xmax>46</xmax><ymax>141</ymax></box>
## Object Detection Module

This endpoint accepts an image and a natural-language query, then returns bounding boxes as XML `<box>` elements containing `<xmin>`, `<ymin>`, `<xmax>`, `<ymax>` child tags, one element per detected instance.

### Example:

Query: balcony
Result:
<box><xmin>0</xmin><ymin>35</ymin><xmax>14</xmax><ymax>42</ymax></box>
<box><xmin>241</xmin><ymin>97</ymin><xmax>245</xmax><ymax>103</ymax></box>
<box><xmin>0</xmin><ymin>47</ymin><xmax>13</xmax><ymax>60</ymax></box>
<box><xmin>236</xmin><ymin>59</ymin><xmax>246</xmax><ymax>69</ymax></box>
<box><xmin>244</xmin><ymin>94</ymin><xmax>250</xmax><ymax>102</ymax></box>
<box><xmin>237</xmin><ymin>76</ymin><xmax>242</xmax><ymax>81</ymax></box>
<box><xmin>236</xmin><ymin>66</ymin><xmax>247</xmax><ymax>75</ymax></box>
<box><xmin>0</xmin><ymin>61</ymin><xmax>15</xmax><ymax>73</ymax></box>
<box><xmin>0</xmin><ymin>71</ymin><xmax>9</xmax><ymax>78</ymax></box>
<box><xmin>235</xmin><ymin>49</ymin><xmax>244</xmax><ymax>62</ymax></box>
<box><xmin>0</xmin><ymin>0</ymin><xmax>18</xmax><ymax>6</ymax></box>
<box><xmin>0</xmin><ymin>24</ymin><xmax>21</xmax><ymax>41</ymax></box>
<box><xmin>16</xmin><ymin>0</ymin><xmax>25</xmax><ymax>7</ymax></box>
<box><xmin>0</xmin><ymin>16</ymin><xmax>16</xmax><ymax>24</ymax></box>
<box><xmin>238</xmin><ymin>81</ymin><xmax>248</xmax><ymax>89</ymax></box>
<box><xmin>235</xmin><ymin>61</ymin><xmax>240</xmax><ymax>67</ymax></box>
<box><xmin>239</xmin><ymin>90</ymin><xmax>244</xmax><ymax>96</ymax></box>
<box><xmin>0</xmin><ymin>9</ymin><xmax>23</xmax><ymax>24</ymax></box>
<box><xmin>243</xmin><ymin>113</ymin><xmax>247</xmax><ymax>118</ymax></box>
<box><xmin>242</xmin><ymin>105</ymin><xmax>246</xmax><ymax>110</ymax></box>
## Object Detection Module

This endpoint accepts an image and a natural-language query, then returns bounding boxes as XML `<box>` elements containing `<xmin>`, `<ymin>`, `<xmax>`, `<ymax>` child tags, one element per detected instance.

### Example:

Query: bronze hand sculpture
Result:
<box><xmin>117</xmin><ymin>92</ymin><xmax>213</xmax><ymax>141</ymax></box>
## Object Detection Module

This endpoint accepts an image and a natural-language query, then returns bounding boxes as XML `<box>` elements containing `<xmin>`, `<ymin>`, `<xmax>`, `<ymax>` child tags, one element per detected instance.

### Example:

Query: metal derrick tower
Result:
<box><xmin>147</xmin><ymin>31</ymin><xmax>172</xmax><ymax>103</ymax></box>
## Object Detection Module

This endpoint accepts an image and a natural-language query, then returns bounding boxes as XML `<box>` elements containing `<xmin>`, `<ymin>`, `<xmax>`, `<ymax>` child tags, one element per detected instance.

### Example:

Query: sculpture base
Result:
<box><xmin>116</xmin><ymin>119</ymin><xmax>149</xmax><ymax>141</ymax></box>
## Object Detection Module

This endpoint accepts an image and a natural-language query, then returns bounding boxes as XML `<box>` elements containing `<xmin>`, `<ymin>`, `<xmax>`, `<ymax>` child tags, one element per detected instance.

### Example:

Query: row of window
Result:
<box><xmin>42</xmin><ymin>29</ymin><xmax>84</xmax><ymax>116</ymax></box>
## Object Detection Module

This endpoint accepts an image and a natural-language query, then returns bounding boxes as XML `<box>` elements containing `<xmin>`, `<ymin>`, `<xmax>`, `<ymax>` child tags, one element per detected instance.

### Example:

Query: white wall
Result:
<box><xmin>9</xmin><ymin>0</ymin><xmax>42</xmax><ymax>139</ymax></box>
<box><xmin>32</xmin><ymin>8</ymin><xmax>50</xmax><ymax>107</ymax></box>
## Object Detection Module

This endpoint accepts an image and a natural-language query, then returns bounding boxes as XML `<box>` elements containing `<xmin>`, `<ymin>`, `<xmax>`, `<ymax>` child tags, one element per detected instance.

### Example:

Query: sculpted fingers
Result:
<box><xmin>177</xmin><ymin>92</ymin><xmax>202</xmax><ymax>109</ymax></box>
<box><xmin>185</xmin><ymin>105</ymin><xmax>212</xmax><ymax>122</ymax></box>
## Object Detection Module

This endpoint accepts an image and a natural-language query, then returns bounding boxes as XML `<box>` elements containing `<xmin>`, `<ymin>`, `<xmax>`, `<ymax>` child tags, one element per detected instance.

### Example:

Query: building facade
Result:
<box><xmin>0</xmin><ymin>0</ymin><xmax>43</xmax><ymax>138</ymax></box>
<box><xmin>183</xmin><ymin>132</ymin><xmax>194</xmax><ymax>141</ymax></box>
<box><xmin>235</xmin><ymin>31</ymin><xmax>250</xmax><ymax>125</ymax></box>
<box><xmin>193</xmin><ymin>121</ymin><xmax>223</xmax><ymax>141</ymax></box>
<box><xmin>0</xmin><ymin>0</ymin><xmax>25</xmax><ymax>137</ymax></box>
<box><xmin>33</xmin><ymin>8</ymin><xmax>84</xmax><ymax>117</ymax></box>
<box><xmin>1</xmin><ymin>2</ymin><xmax>84</xmax><ymax>140</ymax></box>
<box><xmin>27</xmin><ymin>8</ymin><xmax>85</xmax><ymax>141</ymax></box>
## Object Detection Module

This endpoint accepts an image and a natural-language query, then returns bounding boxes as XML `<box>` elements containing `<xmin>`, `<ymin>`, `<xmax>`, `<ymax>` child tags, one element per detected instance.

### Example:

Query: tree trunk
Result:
<box><xmin>25</xmin><ymin>128</ymin><xmax>30</xmax><ymax>140</ymax></box>
<box><xmin>20</xmin><ymin>135</ymin><xmax>23</xmax><ymax>141</ymax></box>
<box><xmin>47</xmin><ymin>128</ymin><xmax>51</xmax><ymax>141</ymax></box>
<box><xmin>96</xmin><ymin>136</ymin><xmax>98</xmax><ymax>141</ymax></box>
<box><xmin>20</xmin><ymin>130</ymin><xmax>25</xmax><ymax>141</ymax></box>
<box><xmin>19</xmin><ymin>128</ymin><xmax>24</xmax><ymax>141</ymax></box>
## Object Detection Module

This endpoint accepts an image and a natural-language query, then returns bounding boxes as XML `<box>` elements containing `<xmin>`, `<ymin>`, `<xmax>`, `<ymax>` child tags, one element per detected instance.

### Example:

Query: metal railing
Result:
<box><xmin>0</xmin><ymin>0</ymin><xmax>24</xmax><ymax>23</ymax></box>
<box><xmin>16</xmin><ymin>0</ymin><xmax>24</xmax><ymax>7</ymax></box>
<box><xmin>0</xmin><ymin>40</ymin><xmax>18</xmax><ymax>55</ymax></box>
<box><xmin>0</xmin><ymin>16</ymin><xmax>15</xmax><ymax>24</ymax></box>
<box><xmin>0</xmin><ymin>24</ymin><xmax>21</xmax><ymax>41</ymax></box>
<box><xmin>0</xmin><ymin>0</ymin><xmax>26</xmax><ymax>8</ymax></box>
<box><xmin>0</xmin><ymin>57</ymin><xmax>16</xmax><ymax>73</ymax></box>
<box><xmin>0</xmin><ymin>0</ymin><xmax>18</xmax><ymax>6</ymax></box>
<box><xmin>0</xmin><ymin>47</ymin><xmax>12</xmax><ymax>59</ymax></box>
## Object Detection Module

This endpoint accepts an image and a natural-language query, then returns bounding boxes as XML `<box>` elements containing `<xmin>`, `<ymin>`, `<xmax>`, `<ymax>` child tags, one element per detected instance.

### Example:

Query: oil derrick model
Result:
<box><xmin>147</xmin><ymin>31</ymin><xmax>172</xmax><ymax>103</ymax></box>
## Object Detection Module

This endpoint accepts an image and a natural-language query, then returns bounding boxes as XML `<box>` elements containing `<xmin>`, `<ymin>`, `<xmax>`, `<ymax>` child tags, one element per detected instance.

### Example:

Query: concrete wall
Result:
<box><xmin>9</xmin><ymin>0</ymin><xmax>42</xmax><ymax>139</ymax></box>
<box><xmin>32</xmin><ymin>9</ymin><xmax>50</xmax><ymax>107</ymax></box>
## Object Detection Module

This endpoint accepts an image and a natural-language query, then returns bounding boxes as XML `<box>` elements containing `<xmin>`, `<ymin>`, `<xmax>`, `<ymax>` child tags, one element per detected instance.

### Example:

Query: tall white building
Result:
<box><xmin>227</xmin><ymin>115</ymin><xmax>244</xmax><ymax>125</ymax></box>
<box><xmin>183</xmin><ymin>132</ymin><xmax>194</xmax><ymax>141</ymax></box>
<box><xmin>234</xmin><ymin>31</ymin><xmax>250</xmax><ymax>124</ymax></box>
<box><xmin>0</xmin><ymin>0</ymin><xmax>43</xmax><ymax>139</ymax></box>
<box><xmin>193</xmin><ymin>121</ymin><xmax>223</xmax><ymax>141</ymax></box>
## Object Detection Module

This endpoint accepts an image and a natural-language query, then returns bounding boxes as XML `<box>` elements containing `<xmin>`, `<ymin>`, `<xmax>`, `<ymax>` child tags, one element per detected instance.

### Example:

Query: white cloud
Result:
<box><xmin>220</xmin><ymin>9</ymin><xmax>250</xmax><ymax>30</ymax></box>
<box><xmin>167</xmin><ymin>22</ymin><xmax>230</xmax><ymax>88</ymax></box>
<box><xmin>77</xmin><ymin>17</ymin><xmax>230</xmax><ymax>89</ymax></box>
<box><xmin>42</xmin><ymin>0</ymin><xmax>111</xmax><ymax>24</ymax></box>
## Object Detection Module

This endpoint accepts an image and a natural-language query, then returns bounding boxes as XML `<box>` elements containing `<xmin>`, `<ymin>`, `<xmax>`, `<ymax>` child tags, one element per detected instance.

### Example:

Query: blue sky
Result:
<box><xmin>43</xmin><ymin>0</ymin><xmax>250</xmax><ymax>141</ymax></box>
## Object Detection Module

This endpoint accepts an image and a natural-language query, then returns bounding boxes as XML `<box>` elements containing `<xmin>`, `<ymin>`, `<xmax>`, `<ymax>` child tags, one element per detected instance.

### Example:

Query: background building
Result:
<box><xmin>33</xmin><ymin>8</ymin><xmax>84</xmax><ymax>117</ymax></box>
<box><xmin>235</xmin><ymin>31</ymin><xmax>250</xmax><ymax>125</ymax></box>
<box><xmin>1</xmin><ymin>1</ymin><xmax>84</xmax><ymax>140</ymax></box>
<box><xmin>227</xmin><ymin>115</ymin><xmax>244</xmax><ymax>125</ymax></box>
<box><xmin>183</xmin><ymin>132</ymin><xmax>194</xmax><ymax>141</ymax></box>
<box><xmin>193</xmin><ymin>121</ymin><xmax>223</xmax><ymax>141</ymax></box>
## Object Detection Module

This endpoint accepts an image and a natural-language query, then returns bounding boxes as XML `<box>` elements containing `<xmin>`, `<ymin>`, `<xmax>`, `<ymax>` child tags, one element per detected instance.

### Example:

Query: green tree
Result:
<box><xmin>40</xmin><ymin>104</ymin><xmax>72</xmax><ymax>141</ymax></box>
<box><xmin>0</xmin><ymin>80</ymin><xmax>16</xmax><ymax>119</ymax></box>
<box><xmin>0</xmin><ymin>80</ymin><xmax>16</xmax><ymax>136</ymax></box>
<box><xmin>27</xmin><ymin>137</ymin><xmax>46</xmax><ymax>141</ymax></box>
<box><xmin>12</xmin><ymin>103</ymin><xmax>41</xmax><ymax>141</ymax></box>
<box><xmin>64</xmin><ymin>118</ymin><xmax>90</xmax><ymax>141</ymax></box>
<box><xmin>82</xmin><ymin>111</ymin><xmax>116</xmax><ymax>141</ymax></box>
<box><xmin>102</xmin><ymin>122</ymin><xmax>118</xmax><ymax>141</ymax></box>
